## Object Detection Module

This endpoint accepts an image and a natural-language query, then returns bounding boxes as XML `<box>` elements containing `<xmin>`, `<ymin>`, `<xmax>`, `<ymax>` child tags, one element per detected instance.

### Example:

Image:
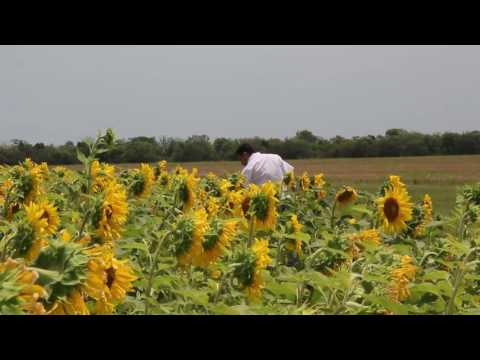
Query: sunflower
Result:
<box><xmin>388</xmin><ymin>255</ymin><xmax>416</xmax><ymax>302</ymax></box>
<box><xmin>131</xmin><ymin>164</ymin><xmax>155</xmax><ymax>198</ymax></box>
<box><xmin>286</xmin><ymin>215</ymin><xmax>304</xmax><ymax>255</ymax></box>
<box><xmin>158</xmin><ymin>160</ymin><xmax>168</xmax><ymax>173</ymax></box>
<box><xmin>49</xmin><ymin>289</ymin><xmax>90</xmax><ymax>315</ymax></box>
<box><xmin>196</xmin><ymin>219</ymin><xmax>237</xmax><ymax>267</ymax></box>
<box><xmin>37</xmin><ymin>200</ymin><xmax>60</xmax><ymax>236</ymax></box>
<box><xmin>422</xmin><ymin>194</ymin><xmax>433</xmax><ymax>223</ymax></box>
<box><xmin>90</xmin><ymin>161</ymin><xmax>116</xmax><ymax>193</ymax></box>
<box><xmin>206</xmin><ymin>196</ymin><xmax>220</xmax><ymax>218</ymax></box>
<box><xmin>246</xmin><ymin>238</ymin><xmax>272</xmax><ymax>300</ymax></box>
<box><xmin>0</xmin><ymin>258</ymin><xmax>47</xmax><ymax>314</ymax></box>
<box><xmin>106</xmin><ymin>258</ymin><xmax>138</xmax><ymax>303</ymax></box>
<box><xmin>283</xmin><ymin>172</ymin><xmax>295</xmax><ymax>191</ymax></box>
<box><xmin>377</xmin><ymin>185</ymin><xmax>413</xmax><ymax>234</ymax></box>
<box><xmin>175</xmin><ymin>166</ymin><xmax>188</xmax><ymax>176</ymax></box>
<box><xmin>22</xmin><ymin>165</ymin><xmax>43</xmax><ymax>204</ymax></box>
<box><xmin>225</xmin><ymin>190</ymin><xmax>245</xmax><ymax>217</ymax></box>
<box><xmin>158</xmin><ymin>172</ymin><xmax>170</xmax><ymax>187</ymax></box>
<box><xmin>83</xmin><ymin>245</ymin><xmax>137</xmax><ymax>314</ymax></box>
<box><xmin>23</xmin><ymin>202</ymin><xmax>51</xmax><ymax>261</ymax></box>
<box><xmin>247</xmin><ymin>182</ymin><xmax>278</xmax><ymax>231</ymax></box>
<box><xmin>219</xmin><ymin>179</ymin><xmax>233</xmax><ymax>196</ymax></box>
<box><xmin>349</xmin><ymin>229</ymin><xmax>381</xmax><ymax>259</ymax></box>
<box><xmin>94</xmin><ymin>182</ymin><xmax>129</xmax><ymax>243</ymax></box>
<box><xmin>60</xmin><ymin>229</ymin><xmax>72</xmax><ymax>242</ymax></box>
<box><xmin>313</xmin><ymin>174</ymin><xmax>326</xmax><ymax>199</ymax></box>
<box><xmin>336</xmin><ymin>186</ymin><xmax>358</xmax><ymax>207</ymax></box>
<box><xmin>389</xmin><ymin>175</ymin><xmax>406</xmax><ymax>190</ymax></box>
<box><xmin>300</xmin><ymin>172</ymin><xmax>310</xmax><ymax>191</ymax></box>
<box><xmin>177</xmin><ymin>172</ymin><xmax>198</xmax><ymax>213</ymax></box>
<box><xmin>0</xmin><ymin>179</ymin><xmax>13</xmax><ymax>205</ymax></box>
<box><xmin>175</xmin><ymin>208</ymin><xmax>209</xmax><ymax>267</ymax></box>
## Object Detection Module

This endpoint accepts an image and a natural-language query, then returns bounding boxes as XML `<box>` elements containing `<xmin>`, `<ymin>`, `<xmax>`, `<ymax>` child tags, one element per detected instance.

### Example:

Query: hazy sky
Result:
<box><xmin>1</xmin><ymin>45</ymin><xmax>480</xmax><ymax>144</ymax></box>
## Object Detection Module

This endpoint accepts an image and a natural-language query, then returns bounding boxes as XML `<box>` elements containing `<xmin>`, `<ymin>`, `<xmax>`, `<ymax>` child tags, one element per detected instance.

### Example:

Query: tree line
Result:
<box><xmin>1</xmin><ymin>128</ymin><xmax>480</xmax><ymax>165</ymax></box>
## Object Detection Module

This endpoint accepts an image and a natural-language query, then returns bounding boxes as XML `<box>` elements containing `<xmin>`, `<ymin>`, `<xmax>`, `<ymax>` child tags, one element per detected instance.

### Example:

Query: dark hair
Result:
<box><xmin>236</xmin><ymin>143</ymin><xmax>255</xmax><ymax>156</ymax></box>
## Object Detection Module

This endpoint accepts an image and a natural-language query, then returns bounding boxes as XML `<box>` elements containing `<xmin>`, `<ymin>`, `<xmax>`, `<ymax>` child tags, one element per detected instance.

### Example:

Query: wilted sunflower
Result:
<box><xmin>388</xmin><ymin>255</ymin><xmax>416</xmax><ymax>302</ymax></box>
<box><xmin>336</xmin><ymin>186</ymin><xmax>358</xmax><ymax>207</ymax></box>
<box><xmin>247</xmin><ymin>182</ymin><xmax>278</xmax><ymax>231</ymax></box>
<box><xmin>174</xmin><ymin>208</ymin><xmax>209</xmax><ymax>267</ymax></box>
<box><xmin>93</xmin><ymin>182</ymin><xmax>128</xmax><ymax>243</ymax></box>
<box><xmin>301</xmin><ymin>172</ymin><xmax>310</xmax><ymax>191</ymax></box>
<box><xmin>196</xmin><ymin>219</ymin><xmax>237</xmax><ymax>267</ymax></box>
<box><xmin>377</xmin><ymin>185</ymin><xmax>413</xmax><ymax>234</ymax></box>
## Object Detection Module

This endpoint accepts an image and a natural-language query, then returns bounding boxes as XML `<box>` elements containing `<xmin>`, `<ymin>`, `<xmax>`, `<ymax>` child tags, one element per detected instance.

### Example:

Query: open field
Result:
<box><xmin>67</xmin><ymin>155</ymin><xmax>480</xmax><ymax>215</ymax></box>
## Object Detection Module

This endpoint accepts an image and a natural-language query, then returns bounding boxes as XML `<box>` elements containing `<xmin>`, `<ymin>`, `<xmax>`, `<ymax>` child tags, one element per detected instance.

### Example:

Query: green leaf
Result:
<box><xmin>208</xmin><ymin>303</ymin><xmax>241</xmax><ymax>315</ymax></box>
<box><xmin>266</xmin><ymin>281</ymin><xmax>297</xmax><ymax>301</ymax></box>
<box><xmin>175</xmin><ymin>289</ymin><xmax>209</xmax><ymax>306</ymax></box>
<box><xmin>76</xmin><ymin>149</ymin><xmax>89</xmax><ymax>165</ymax></box>
<box><xmin>118</xmin><ymin>242</ymin><xmax>148</xmax><ymax>252</ymax></box>
<box><xmin>422</xmin><ymin>270</ymin><xmax>450</xmax><ymax>282</ymax></box>
<box><xmin>410</xmin><ymin>283</ymin><xmax>442</xmax><ymax>297</ymax></box>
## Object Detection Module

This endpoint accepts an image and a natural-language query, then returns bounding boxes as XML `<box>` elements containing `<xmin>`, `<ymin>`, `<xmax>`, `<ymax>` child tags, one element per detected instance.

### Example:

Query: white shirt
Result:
<box><xmin>241</xmin><ymin>152</ymin><xmax>294</xmax><ymax>185</ymax></box>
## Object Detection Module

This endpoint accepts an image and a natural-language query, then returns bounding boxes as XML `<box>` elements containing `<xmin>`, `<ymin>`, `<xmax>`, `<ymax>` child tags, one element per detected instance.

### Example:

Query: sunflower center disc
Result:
<box><xmin>384</xmin><ymin>198</ymin><xmax>400</xmax><ymax>222</ymax></box>
<box><xmin>337</xmin><ymin>190</ymin><xmax>353</xmax><ymax>203</ymax></box>
<box><xmin>106</xmin><ymin>267</ymin><xmax>116</xmax><ymax>288</ymax></box>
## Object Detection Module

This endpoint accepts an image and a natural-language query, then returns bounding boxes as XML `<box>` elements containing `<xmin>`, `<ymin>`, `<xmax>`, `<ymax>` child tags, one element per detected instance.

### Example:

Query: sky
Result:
<box><xmin>1</xmin><ymin>45</ymin><xmax>480</xmax><ymax>145</ymax></box>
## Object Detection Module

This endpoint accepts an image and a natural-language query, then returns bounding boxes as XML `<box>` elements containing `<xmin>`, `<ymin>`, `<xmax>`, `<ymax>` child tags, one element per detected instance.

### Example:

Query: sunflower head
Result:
<box><xmin>283</xmin><ymin>172</ymin><xmax>295</xmax><ymax>190</ymax></box>
<box><xmin>234</xmin><ymin>238</ymin><xmax>271</xmax><ymax>300</ymax></box>
<box><xmin>196</xmin><ymin>218</ymin><xmax>237</xmax><ymax>267</ymax></box>
<box><xmin>93</xmin><ymin>182</ymin><xmax>128</xmax><ymax>243</ymax></box>
<box><xmin>377</xmin><ymin>185</ymin><xmax>413</xmax><ymax>234</ymax></box>
<box><xmin>336</xmin><ymin>186</ymin><xmax>358</xmax><ymax>207</ymax></box>
<box><xmin>0</xmin><ymin>258</ymin><xmax>48</xmax><ymax>314</ymax></box>
<box><xmin>388</xmin><ymin>255</ymin><xmax>416</xmax><ymax>302</ymax></box>
<box><xmin>130</xmin><ymin>164</ymin><xmax>155</xmax><ymax>198</ymax></box>
<box><xmin>176</xmin><ymin>173</ymin><xmax>198</xmax><ymax>212</ymax></box>
<box><xmin>247</xmin><ymin>182</ymin><xmax>278</xmax><ymax>231</ymax></box>
<box><xmin>173</xmin><ymin>208</ymin><xmax>208</xmax><ymax>266</ymax></box>
<box><xmin>301</xmin><ymin>172</ymin><xmax>311</xmax><ymax>191</ymax></box>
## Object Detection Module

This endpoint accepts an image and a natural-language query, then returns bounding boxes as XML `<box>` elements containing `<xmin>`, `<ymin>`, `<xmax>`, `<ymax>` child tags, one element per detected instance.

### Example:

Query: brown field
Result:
<box><xmin>67</xmin><ymin>155</ymin><xmax>480</xmax><ymax>215</ymax></box>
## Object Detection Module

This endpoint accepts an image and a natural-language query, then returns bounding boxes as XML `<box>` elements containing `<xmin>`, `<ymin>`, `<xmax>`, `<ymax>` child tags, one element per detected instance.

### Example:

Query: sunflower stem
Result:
<box><xmin>330</xmin><ymin>201</ymin><xmax>337</xmax><ymax>229</ymax></box>
<box><xmin>247</xmin><ymin>215</ymin><xmax>255</xmax><ymax>248</ymax></box>
<box><xmin>445</xmin><ymin>263</ymin><xmax>466</xmax><ymax>315</ymax></box>
<box><xmin>145</xmin><ymin>231</ymin><xmax>170</xmax><ymax>315</ymax></box>
<box><xmin>76</xmin><ymin>208</ymin><xmax>92</xmax><ymax>242</ymax></box>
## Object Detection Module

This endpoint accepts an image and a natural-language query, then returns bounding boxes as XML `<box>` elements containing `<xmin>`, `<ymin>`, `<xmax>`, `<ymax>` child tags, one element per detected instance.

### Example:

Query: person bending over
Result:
<box><xmin>236</xmin><ymin>143</ymin><xmax>294</xmax><ymax>186</ymax></box>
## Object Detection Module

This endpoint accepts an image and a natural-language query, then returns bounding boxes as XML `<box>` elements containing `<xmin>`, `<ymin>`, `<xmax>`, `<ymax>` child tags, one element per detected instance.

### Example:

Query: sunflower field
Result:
<box><xmin>1</xmin><ymin>129</ymin><xmax>480</xmax><ymax>315</ymax></box>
